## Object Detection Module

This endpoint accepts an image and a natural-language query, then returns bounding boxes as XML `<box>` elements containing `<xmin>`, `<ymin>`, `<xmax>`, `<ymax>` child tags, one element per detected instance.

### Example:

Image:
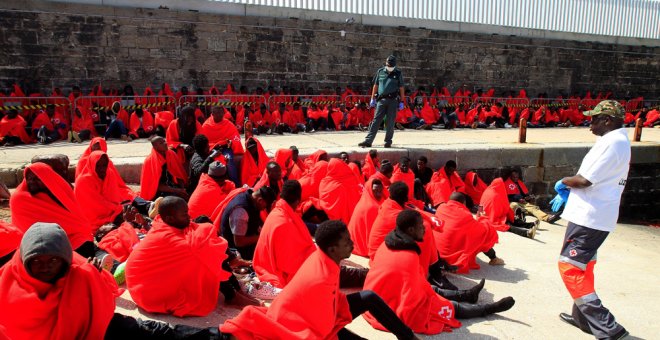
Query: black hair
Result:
<box><xmin>400</xmin><ymin>156</ymin><xmax>411</xmax><ymax>164</ymax></box>
<box><xmin>159</xmin><ymin>196</ymin><xmax>186</xmax><ymax>218</ymax></box>
<box><xmin>255</xmin><ymin>186</ymin><xmax>277</xmax><ymax>208</ymax></box>
<box><xmin>395</xmin><ymin>209</ymin><xmax>422</xmax><ymax>233</ymax></box>
<box><xmin>449</xmin><ymin>192</ymin><xmax>467</xmax><ymax>204</ymax></box>
<box><xmin>369</xmin><ymin>149</ymin><xmax>378</xmax><ymax>158</ymax></box>
<box><xmin>389</xmin><ymin>181</ymin><xmax>409</xmax><ymax>203</ymax></box>
<box><xmin>445</xmin><ymin>160</ymin><xmax>457</xmax><ymax>169</ymax></box>
<box><xmin>280</xmin><ymin>180</ymin><xmax>302</xmax><ymax>205</ymax></box>
<box><xmin>315</xmin><ymin>220</ymin><xmax>348</xmax><ymax>253</ymax></box>
<box><xmin>418</xmin><ymin>156</ymin><xmax>428</xmax><ymax>164</ymax></box>
<box><xmin>192</xmin><ymin>134</ymin><xmax>209</xmax><ymax>154</ymax></box>
<box><xmin>380</xmin><ymin>162</ymin><xmax>394</xmax><ymax>175</ymax></box>
<box><xmin>371</xmin><ymin>178</ymin><xmax>383</xmax><ymax>187</ymax></box>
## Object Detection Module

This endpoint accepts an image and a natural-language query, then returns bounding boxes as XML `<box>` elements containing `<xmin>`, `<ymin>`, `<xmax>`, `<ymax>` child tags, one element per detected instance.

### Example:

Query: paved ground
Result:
<box><xmin>1</xmin><ymin>127</ymin><xmax>658</xmax><ymax>177</ymax></box>
<box><xmin>112</xmin><ymin>219</ymin><xmax>660</xmax><ymax>340</ymax></box>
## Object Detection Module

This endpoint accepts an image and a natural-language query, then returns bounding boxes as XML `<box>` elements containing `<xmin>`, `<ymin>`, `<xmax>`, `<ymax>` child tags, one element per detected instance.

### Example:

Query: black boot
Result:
<box><xmin>454</xmin><ymin>297</ymin><xmax>515</xmax><ymax>319</ymax></box>
<box><xmin>434</xmin><ymin>279</ymin><xmax>485</xmax><ymax>303</ymax></box>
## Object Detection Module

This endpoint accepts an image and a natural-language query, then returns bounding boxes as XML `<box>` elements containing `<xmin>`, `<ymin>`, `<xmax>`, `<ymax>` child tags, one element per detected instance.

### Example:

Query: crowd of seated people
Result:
<box><xmin>1</xmin><ymin>82</ymin><xmax>658</xmax><ymax>146</ymax></box>
<box><xmin>5</xmin><ymin>134</ymin><xmax>562</xmax><ymax>338</ymax></box>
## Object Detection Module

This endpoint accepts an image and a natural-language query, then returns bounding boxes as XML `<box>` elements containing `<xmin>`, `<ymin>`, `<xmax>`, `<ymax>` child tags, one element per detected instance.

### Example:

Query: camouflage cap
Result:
<box><xmin>583</xmin><ymin>100</ymin><xmax>624</xmax><ymax>119</ymax></box>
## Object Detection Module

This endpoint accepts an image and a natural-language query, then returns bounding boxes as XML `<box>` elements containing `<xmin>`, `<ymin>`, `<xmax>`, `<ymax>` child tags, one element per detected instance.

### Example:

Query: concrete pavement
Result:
<box><xmin>113</xmin><ymin>218</ymin><xmax>660</xmax><ymax>339</ymax></box>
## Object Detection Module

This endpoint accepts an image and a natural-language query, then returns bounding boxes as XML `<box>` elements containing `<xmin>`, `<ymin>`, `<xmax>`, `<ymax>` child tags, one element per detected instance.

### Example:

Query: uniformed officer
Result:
<box><xmin>358</xmin><ymin>55</ymin><xmax>405</xmax><ymax>148</ymax></box>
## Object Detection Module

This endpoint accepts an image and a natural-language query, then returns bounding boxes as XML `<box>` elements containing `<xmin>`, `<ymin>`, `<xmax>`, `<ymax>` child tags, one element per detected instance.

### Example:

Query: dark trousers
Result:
<box><xmin>337</xmin><ymin>291</ymin><xmax>415</xmax><ymax>340</ymax></box>
<box><xmin>221</xmin><ymin>148</ymin><xmax>240</xmax><ymax>187</ymax></box>
<box><xmin>558</xmin><ymin>222</ymin><xmax>624</xmax><ymax>338</ymax></box>
<box><xmin>75</xmin><ymin>241</ymin><xmax>97</xmax><ymax>258</ymax></box>
<box><xmin>104</xmin><ymin>313</ymin><xmax>220</xmax><ymax>340</ymax></box>
<box><xmin>364</xmin><ymin>98</ymin><xmax>397</xmax><ymax>144</ymax></box>
<box><xmin>339</xmin><ymin>266</ymin><xmax>368</xmax><ymax>288</ymax></box>
<box><xmin>105</xmin><ymin>119</ymin><xmax>128</xmax><ymax>139</ymax></box>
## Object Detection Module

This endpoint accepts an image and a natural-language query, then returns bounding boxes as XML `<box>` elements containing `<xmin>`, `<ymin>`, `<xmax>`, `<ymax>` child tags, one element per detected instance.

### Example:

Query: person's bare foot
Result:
<box><xmin>228</xmin><ymin>290</ymin><xmax>264</xmax><ymax>307</ymax></box>
<box><xmin>489</xmin><ymin>257</ymin><xmax>505</xmax><ymax>266</ymax></box>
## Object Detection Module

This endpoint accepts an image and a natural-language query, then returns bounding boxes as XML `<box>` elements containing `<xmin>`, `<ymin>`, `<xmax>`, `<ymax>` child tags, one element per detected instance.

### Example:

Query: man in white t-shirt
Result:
<box><xmin>555</xmin><ymin>100</ymin><xmax>630</xmax><ymax>339</ymax></box>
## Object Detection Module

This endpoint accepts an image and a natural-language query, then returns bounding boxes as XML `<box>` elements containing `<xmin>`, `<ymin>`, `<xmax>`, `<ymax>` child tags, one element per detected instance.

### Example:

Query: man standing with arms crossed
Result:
<box><xmin>554</xmin><ymin>100</ymin><xmax>630</xmax><ymax>339</ymax></box>
<box><xmin>359</xmin><ymin>55</ymin><xmax>405</xmax><ymax>148</ymax></box>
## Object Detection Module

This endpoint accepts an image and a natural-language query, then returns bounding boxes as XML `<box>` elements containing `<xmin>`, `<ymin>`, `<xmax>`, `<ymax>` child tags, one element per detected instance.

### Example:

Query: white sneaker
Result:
<box><xmin>504</xmin><ymin>123</ymin><xmax>512</xmax><ymax>128</ymax></box>
<box><xmin>246</xmin><ymin>281</ymin><xmax>282</xmax><ymax>300</ymax></box>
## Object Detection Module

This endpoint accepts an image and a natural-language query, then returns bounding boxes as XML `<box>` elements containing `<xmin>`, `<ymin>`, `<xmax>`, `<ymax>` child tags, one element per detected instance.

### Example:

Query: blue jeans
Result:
<box><xmin>104</xmin><ymin>119</ymin><xmax>128</xmax><ymax>139</ymax></box>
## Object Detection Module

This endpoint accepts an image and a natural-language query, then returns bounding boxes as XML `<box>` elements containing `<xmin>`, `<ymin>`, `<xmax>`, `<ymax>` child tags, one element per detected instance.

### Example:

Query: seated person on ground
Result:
<box><xmin>216</xmin><ymin>186</ymin><xmax>276</xmax><ymax>260</ymax></box>
<box><xmin>480</xmin><ymin>178</ymin><xmax>538</xmax><ymax>239</ymax></box>
<box><xmin>364</xmin><ymin>210</ymin><xmax>515</xmax><ymax>335</ymax></box>
<box><xmin>0</xmin><ymin>109</ymin><xmax>31</xmax><ymax>146</ymax></box>
<box><xmin>222</xmin><ymin>220</ymin><xmax>421</xmax><ymax>340</ymax></box>
<box><xmin>504</xmin><ymin>168</ymin><xmax>559</xmax><ymax>224</ymax></box>
<box><xmin>126</xmin><ymin>197</ymin><xmax>260</xmax><ymax>317</ymax></box>
<box><xmin>435</xmin><ymin>192</ymin><xmax>503</xmax><ymax>270</ymax></box>
<box><xmin>139</xmin><ymin>136</ymin><xmax>188</xmax><ymax>201</ymax></box>
<box><xmin>188</xmin><ymin>161</ymin><xmax>236</xmax><ymax>220</ymax></box>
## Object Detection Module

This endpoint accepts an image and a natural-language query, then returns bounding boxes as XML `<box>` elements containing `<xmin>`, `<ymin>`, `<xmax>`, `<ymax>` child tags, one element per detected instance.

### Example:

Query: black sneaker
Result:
<box><xmin>546</xmin><ymin>213</ymin><xmax>561</xmax><ymax>224</ymax></box>
<box><xmin>384</xmin><ymin>142</ymin><xmax>392</xmax><ymax>148</ymax></box>
<box><xmin>358</xmin><ymin>141</ymin><xmax>372</xmax><ymax>148</ymax></box>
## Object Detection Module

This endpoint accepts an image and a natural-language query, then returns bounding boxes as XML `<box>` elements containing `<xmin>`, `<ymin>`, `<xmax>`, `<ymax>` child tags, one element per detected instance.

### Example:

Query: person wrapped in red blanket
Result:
<box><xmin>126</xmin><ymin>197</ymin><xmax>259</xmax><ymax>317</ymax></box>
<box><xmin>10</xmin><ymin>163</ymin><xmax>93</xmax><ymax>252</ymax></box>
<box><xmin>434</xmin><ymin>192</ymin><xmax>503</xmax><ymax>272</ymax></box>
<box><xmin>319</xmin><ymin>158</ymin><xmax>362</xmax><ymax>224</ymax></box>
<box><xmin>364</xmin><ymin>210</ymin><xmax>515</xmax><ymax>335</ymax></box>
<box><xmin>348</xmin><ymin>178</ymin><xmax>385</xmax><ymax>257</ymax></box>
<box><xmin>188</xmin><ymin>161</ymin><xmax>236</xmax><ymax>219</ymax></box>
<box><xmin>0</xmin><ymin>222</ymin><xmax>117</xmax><ymax>340</ymax></box>
<box><xmin>74</xmin><ymin>151</ymin><xmax>136</xmax><ymax>230</ymax></box>
<box><xmin>222</xmin><ymin>220</ymin><xmax>419</xmax><ymax>340</ymax></box>
<box><xmin>139</xmin><ymin>136</ymin><xmax>188</xmax><ymax>201</ymax></box>
<box><xmin>0</xmin><ymin>109</ymin><xmax>31</xmax><ymax>146</ymax></box>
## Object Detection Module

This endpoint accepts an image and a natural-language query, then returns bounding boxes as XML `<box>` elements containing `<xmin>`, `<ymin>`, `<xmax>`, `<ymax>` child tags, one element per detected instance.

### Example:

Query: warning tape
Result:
<box><xmin>1</xmin><ymin>103</ymin><xmax>68</xmax><ymax>111</ymax></box>
<box><xmin>91</xmin><ymin>100</ymin><xmax>177</xmax><ymax>111</ymax></box>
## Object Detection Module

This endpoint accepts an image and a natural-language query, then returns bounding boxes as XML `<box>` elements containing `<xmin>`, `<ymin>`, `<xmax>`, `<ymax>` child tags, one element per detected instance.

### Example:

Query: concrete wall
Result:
<box><xmin>1</xmin><ymin>0</ymin><xmax>659</xmax><ymax>98</ymax></box>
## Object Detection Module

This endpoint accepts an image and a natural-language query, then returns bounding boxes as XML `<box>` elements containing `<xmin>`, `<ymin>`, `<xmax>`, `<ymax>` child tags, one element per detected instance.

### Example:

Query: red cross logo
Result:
<box><xmin>569</xmin><ymin>249</ymin><xmax>577</xmax><ymax>257</ymax></box>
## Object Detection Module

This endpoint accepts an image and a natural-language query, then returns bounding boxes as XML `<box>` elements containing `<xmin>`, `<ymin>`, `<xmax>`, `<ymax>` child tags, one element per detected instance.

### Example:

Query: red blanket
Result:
<box><xmin>129</xmin><ymin>111</ymin><xmax>155</xmax><ymax>136</ymax></box>
<box><xmin>74</xmin><ymin>151</ymin><xmax>131</xmax><ymax>230</ymax></box>
<box><xmin>348</xmin><ymin>162</ymin><xmax>365</xmax><ymax>186</ymax></box>
<box><xmin>201</xmin><ymin>116</ymin><xmax>244</xmax><ymax>155</ymax></box>
<box><xmin>211</xmin><ymin>187</ymin><xmax>249</xmax><ymax>226</ymax></box>
<box><xmin>464</xmin><ymin>171</ymin><xmax>487</xmax><ymax>205</ymax></box>
<box><xmin>368</xmin><ymin>171</ymin><xmax>391</xmax><ymax>192</ymax></box>
<box><xmin>361</xmin><ymin>154</ymin><xmax>379</xmax><ymax>180</ymax></box>
<box><xmin>0</xmin><ymin>221</ymin><xmax>22</xmax><ymax>259</ymax></box>
<box><xmin>425</xmin><ymin>167</ymin><xmax>464</xmax><ymax>206</ymax></box>
<box><xmin>166</xmin><ymin>118</ymin><xmax>203</xmax><ymax>149</ymax></box>
<box><xmin>241</xmin><ymin>137</ymin><xmax>269</xmax><ymax>187</ymax></box>
<box><xmin>391</xmin><ymin>164</ymin><xmax>415</xmax><ymax>201</ymax></box>
<box><xmin>319</xmin><ymin>159</ymin><xmax>361</xmax><ymax>224</ymax></box>
<box><xmin>434</xmin><ymin>201</ymin><xmax>499</xmax><ymax>273</ymax></box>
<box><xmin>299</xmin><ymin>160</ymin><xmax>328</xmax><ymax>201</ymax></box>
<box><xmin>348</xmin><ymin>178</ymin><xmax>385</xmax><ymax>257</ymax></box>
<box><xmin>222</xmin><ymin>249</ymin><xmax>352</xmax><ymax>339</ymax></box>
<box><xmin>75</xmin><ymin>137</ymin><xmax>107</xmax><ymax>178</ymax></box>
<box><xmin>139</xmin><ymin>147</ymin><xmax>188</xmax><ymax>201</ymax></box>
<box><xmin>303</xmin><ymin>150</ymin><xmax>328</xmax><ymax>169</ymax></box>
<box><xmin>254</xmin><ymin>199</ymin><xmax>316</xmax><ymax>288</ymax></box>
<box><xmin>0</xmin><ymin>115</ymin><xmax>31</xmax><ymax>144</ymax></box>
<box><xmin>97</xmin><ymin>222</ymin><xmax>140</xmax><ymax>262</ymax></box>
<box><xmin>10</xmin><ymin>163</ymin><xmax>92</xmax><ymax>249</ymax></box>
<box><xmin>504</xmin><ymin>178</ymin><xmax>528</xmax><ymax>196</ymax></box>
<box><xmin>154</xmin><ymin>110</ymin><xmax>174</xmax><ymax>130</ymax></box>
<box><xmin>363</xmin><ymin>243</ymin><xmax>461</xmax><ymax>334</ymax></box>
<box><xmin>125</xmin><ymin>218</ymin><xmax>230</xmax><ymax>317</ymax></box>
<box><xmin>367</xmin><ymin>199</ymin><xmax>403</xmax><ymax>260</ymax></box>
<box><xmin>188</xmin><ymin>174</ymin><xmax>236</xmax><ymax>219</ymax></box>
<box><xmin>480</xmin><ymin>178</ymin><xmax>514</xmax><ymax>231</ymax></box>
<box><xmin>0</xmin><ymin>251</ymin><xmax>117</xmax><ymax>340</ymax></box>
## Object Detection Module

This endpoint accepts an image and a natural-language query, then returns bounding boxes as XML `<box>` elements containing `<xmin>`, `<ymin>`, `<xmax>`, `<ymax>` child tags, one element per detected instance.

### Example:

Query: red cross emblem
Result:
<box><xmin>508</xmin><ymin>184</ymin><xmax>516</xmax><ymax>190</ymax></box>
<box><xmin>569</xmin><ymin>249</ymin><xmax>577</xmax><ymax>257</ymax></box>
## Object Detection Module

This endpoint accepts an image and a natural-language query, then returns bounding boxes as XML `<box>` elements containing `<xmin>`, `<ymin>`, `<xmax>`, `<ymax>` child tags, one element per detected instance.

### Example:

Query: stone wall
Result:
<box><xmin>1</xmin><ymin>0</ymin><xmax>659</xmax><ymax>98</ymax></box>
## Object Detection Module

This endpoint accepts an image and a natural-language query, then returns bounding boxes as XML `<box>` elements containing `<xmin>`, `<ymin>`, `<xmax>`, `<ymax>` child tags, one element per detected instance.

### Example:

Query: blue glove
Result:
<box><xmin>554</xmin><ymin>180</ymin><xmax>570</xmax><ymax>201</ymax></box>
<box><xmin>369</xmin><ymin>98</ymin><xmax>376</xmax><ymax>108</ymax></box>
<box><xmin>549</xmin><ymin>194</ymin><xmax>565</xmax><ymax>212</ymax></box>
<box><xmin>398</xmin><ymin>102</ymin><xmax>404</xmax><ymax>110</ymax></box>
